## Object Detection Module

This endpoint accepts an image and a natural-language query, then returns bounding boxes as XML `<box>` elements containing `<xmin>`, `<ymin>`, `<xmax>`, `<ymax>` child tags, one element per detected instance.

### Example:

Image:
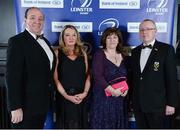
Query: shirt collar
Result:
<box><xmin>143</xmin><ymin>39</ymin><xmax>155</xmax><ymax>47</ymax></box>
<box><xmin>26</xmin><ymin>28</ymin><xmax>43</xmax><ymax>40</ymax></box>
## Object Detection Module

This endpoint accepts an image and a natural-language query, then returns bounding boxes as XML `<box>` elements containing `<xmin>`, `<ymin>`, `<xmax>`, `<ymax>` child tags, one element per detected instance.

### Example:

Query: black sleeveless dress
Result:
<box><xmin>55</xmin><ymin>50</ymin><xmax>89</xmax><ymax>128</ymax></box>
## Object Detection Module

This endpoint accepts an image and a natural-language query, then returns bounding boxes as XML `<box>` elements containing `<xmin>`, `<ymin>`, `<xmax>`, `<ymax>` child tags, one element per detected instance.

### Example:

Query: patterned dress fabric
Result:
<box><xmin>90</xmin><ymin>49</ymin><xmax>128</xmax><ymax>129</ymax></box>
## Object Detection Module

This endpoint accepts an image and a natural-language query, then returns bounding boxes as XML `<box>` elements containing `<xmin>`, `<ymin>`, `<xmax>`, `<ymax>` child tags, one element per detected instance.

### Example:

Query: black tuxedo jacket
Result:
<box><xmin>131</xmin><ymin>40</ymin><xmax>178</xmax><ymax>113</ymax></box>
<box><xmin>6</xmin><ymin>30</ymin><xmax>56</xmax><ymax>115</ymax></box>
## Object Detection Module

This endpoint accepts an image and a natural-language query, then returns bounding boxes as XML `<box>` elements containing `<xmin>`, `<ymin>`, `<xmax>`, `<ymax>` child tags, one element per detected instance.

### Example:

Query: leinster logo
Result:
<box><xmin>146</xmin><ymin>0</ymin><xmax>168</xmax><ymax>15</ymax></box>
<box><xmin>153</xmin><ymin>62</ymin><xmax>160</xmax><ymax>71</ymax></box>
<box><xmin>98</xmin><ymin>18</ymin><xmax>119</xmax><ymax>36</ymax></box>
<box><xmin>71</xmin><ymin>0</ymin><xmax>93</xmax><ymax>15</ymax></box>
<box><xmin>147</xmin><ymin>0</ymin><xmax>168</xmax><ymax>8</ymax></box>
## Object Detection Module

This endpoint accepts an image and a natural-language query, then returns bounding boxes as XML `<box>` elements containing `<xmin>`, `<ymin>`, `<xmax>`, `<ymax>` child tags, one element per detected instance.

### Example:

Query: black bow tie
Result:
<box><xmin>141</xmin><ymin>44</ymin><xmax>153</xmax><ymax>49</ymax></box>
<box><xmin>36</xmin><ymin>34</ymin><xmax>44</xmax><ymax>40</ymax></box>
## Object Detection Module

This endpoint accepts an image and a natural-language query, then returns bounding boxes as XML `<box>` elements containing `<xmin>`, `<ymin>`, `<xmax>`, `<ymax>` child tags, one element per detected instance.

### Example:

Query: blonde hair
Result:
<box><xmin>59</xmin><ymin>25</ymin><xmax>84</xmax><ymax>56</ymax></box>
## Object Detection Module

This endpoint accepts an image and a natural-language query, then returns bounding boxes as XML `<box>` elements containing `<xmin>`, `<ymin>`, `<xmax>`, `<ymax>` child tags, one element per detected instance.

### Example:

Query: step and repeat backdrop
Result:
<box><xmin>15</xmin><ymin>0</ymin><xmax>175</xmax><ymax>53</ymax></box>
<box><xmin>14</xmin><ymin>0</ymin><xmax>176</xmax><ymax>128</ymax></box>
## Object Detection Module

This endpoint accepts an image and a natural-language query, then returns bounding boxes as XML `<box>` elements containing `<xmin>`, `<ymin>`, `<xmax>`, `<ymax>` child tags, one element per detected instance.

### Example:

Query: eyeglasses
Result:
<box><xmin>139</xmin><ymin>28</ymin><xmax>156</xmax><ymax>32</ymax></box>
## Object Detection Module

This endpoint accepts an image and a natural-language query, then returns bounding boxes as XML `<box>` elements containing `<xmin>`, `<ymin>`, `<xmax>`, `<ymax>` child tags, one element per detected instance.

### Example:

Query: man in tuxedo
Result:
<box><xmin>131</xmin><ymin>19</ymin><xmax>179</xmax><ymax>128</ymax></box>
<box><xmin>6</xmin><ymin>7</ymin><xmax>56</xmax><ymax>128</ymax></box>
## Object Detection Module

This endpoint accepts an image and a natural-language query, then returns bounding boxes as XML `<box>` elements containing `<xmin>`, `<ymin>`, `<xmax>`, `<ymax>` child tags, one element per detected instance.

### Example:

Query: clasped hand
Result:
<box><xmin>112</xmin><ymin>89</ymin><xmax>122</xmax><ymax>97</ymax></box>
<box><xmin>107</xmin><ymin>85</ymin><xmax>128</xmax><ymax>97</ymax></box>
<box><xmin>113</xmin><ymin>89</ymin><xmax>128</xmax><ymax>97</ymax></box>
<box><xmin>65</xmin><ymin>92</ymin><xmax>87</xmax><ymax>104</ymax></box>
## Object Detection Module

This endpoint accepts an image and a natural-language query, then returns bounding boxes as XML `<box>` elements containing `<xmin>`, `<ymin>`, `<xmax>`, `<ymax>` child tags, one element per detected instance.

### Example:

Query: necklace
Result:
<box><xmin>109</xmin><ymin>53</ymin><xmax>118</xmax><ymax>65</ymax></box>
<box><xmin>104</xmin><ymin>49</ymin><xmax>119</xmax><ymax>65</ymax></box>
<box><xmin>114</xmin><ymin>54</ymin><xmax>118</xmax><ymax>64</ymax></box>
<box><xmin>113</xmin><ymin>53</ymin><xmax>122</xmax><ymax>66</ymax></box>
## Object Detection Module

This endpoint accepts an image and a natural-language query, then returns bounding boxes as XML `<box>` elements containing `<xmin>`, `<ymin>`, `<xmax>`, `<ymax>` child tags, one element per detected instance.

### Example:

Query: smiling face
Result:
<box><xmin>106</xmin><ymin>33</ymin><xmax>119</xmax><ymax>50</ymax></box>
<box><xmin>63</xmin><ymin>28</ymin><xmax>77</xmax><ymax>47</ymax></box>
<box><xmin>139</xmin><ymin>20</ymin><xmax>157</xmax><ymax>44</ymax></box>
<box><xmin>25</xmin><ymin>8</ymin><xmax>44</xmax><ymax>35</ymax></box>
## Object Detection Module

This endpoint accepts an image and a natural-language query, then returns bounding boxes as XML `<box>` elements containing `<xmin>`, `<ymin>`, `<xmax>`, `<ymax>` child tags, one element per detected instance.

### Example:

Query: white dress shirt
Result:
<box><xmin>140</xmin><ymin>40</ymin><xmax>155</xmax><ymax>72</ymax></box>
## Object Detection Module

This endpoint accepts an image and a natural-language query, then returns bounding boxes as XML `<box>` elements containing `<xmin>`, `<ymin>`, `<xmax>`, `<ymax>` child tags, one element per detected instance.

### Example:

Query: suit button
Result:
<box><xmin>48</xmin><ymin>84</ymin><xmax>51</xmax><ymax>87</ymax></box>
<box><xmin>140</xmin><ymin>77</ymin><xmax>143</xmax><ymax>80</ymax></box>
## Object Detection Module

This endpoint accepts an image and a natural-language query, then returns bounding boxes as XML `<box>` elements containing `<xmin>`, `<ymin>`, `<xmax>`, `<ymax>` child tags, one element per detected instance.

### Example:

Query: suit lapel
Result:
<box><xmin>134</xmin><ymin>46</ymin><xmax>142</xmax><ymax>75</ymax></box>
<box><xmin>24</xmin><ymin>30</ymin><xmax>51</xmax><ymax>61</ymax></box>
<box><xmin>142</xmin><ymin>41</ymin><xmax>159</xmax><ymax>74</ymax></box>
<box><xmin>44</xmin><ymin>38</ymin><xmax>56</xmax><ymax>71</ymax></box>
<box><xmin>35</xmin><ymin>38</ymin><xmax>50</xmax><ymax>60</ymax></box>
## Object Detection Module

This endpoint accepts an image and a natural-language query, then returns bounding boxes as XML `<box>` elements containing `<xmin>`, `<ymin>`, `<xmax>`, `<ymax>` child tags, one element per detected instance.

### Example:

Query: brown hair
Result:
<box><xmin>59</xmin><ymin>25</ymin><xmax>84</xmax><ymax>56</ymax></box>
<box><xmin>101</xmin><ymin>27</ymin><xmax>126</xmax><ymax>56</ymax></box>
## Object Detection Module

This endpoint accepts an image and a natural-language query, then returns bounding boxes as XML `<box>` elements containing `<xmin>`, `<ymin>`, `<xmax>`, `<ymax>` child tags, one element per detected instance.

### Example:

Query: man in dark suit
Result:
<box><xmin>131</xmin><ymin>19</ymin><xmax>179</xmax><ymax>128</ymax></box>
<box><xmin>6</xmin><ymin>7</ymin><xmax>56</xmax><ymax>128</ymax></box>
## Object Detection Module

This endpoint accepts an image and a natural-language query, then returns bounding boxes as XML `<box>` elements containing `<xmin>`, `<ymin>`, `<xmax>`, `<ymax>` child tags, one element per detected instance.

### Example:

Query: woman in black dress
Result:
<box><xmin>54</xmin><ymin>25</ymin><xmax>90</xmax><ymax>128</ymax></box>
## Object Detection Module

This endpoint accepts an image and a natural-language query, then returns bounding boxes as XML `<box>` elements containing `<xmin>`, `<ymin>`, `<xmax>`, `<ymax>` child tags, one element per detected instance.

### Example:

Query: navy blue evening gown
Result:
<box><xmin>90</xmin><ymin>49</ymin><xmax>128</xmax><ymax>129</ymax></box>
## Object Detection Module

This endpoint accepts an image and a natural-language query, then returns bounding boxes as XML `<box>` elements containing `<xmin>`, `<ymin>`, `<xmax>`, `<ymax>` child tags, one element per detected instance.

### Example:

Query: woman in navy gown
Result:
<box><xmin>90</xmin><ymin>27</ymin><xmax>129</xmax><ymax>128</ymax></box>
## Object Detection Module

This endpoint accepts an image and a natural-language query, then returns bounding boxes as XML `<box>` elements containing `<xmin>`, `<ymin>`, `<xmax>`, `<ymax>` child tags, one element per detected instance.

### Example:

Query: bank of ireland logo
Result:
<box><xmin>98</xmin><ymin>18</ymin><xmax>119</xmax><ymax>36</ymax></box>
<box><xmin>71</xmin><ymin>0</ymin><xmax>93</xmax><ymax>15</ymax></box>
<box><xmin>146</xmin><ymin>0</ymin><xmax>168</xmax><ymax>15</ymax></box>
<box><xmin>52</xmin><ymin>0</ymin><xmax>62</xmax><ymax>6</ymax></box>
